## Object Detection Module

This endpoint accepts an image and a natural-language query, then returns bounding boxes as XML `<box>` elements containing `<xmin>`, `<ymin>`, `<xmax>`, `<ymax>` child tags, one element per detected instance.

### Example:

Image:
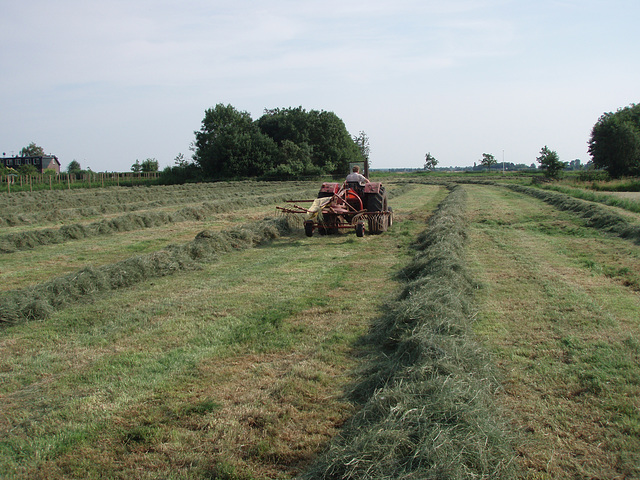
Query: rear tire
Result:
<box><xmin>365</xmin><ymin>187</ymin><xmax>387</xmax><ymax>213</ymax></box>
<box><xmin>304</xmin><ymin>221</ymin><xmax>314</xmax><ymax>237</ymax></box>
<box><xmin>367</xmin><ymin>215</ymin><xmax>387</xmax><ymax>234</ymax></box>
<box><xmin>366</xmin><ymin>187</ymin><xmax>389</xmax><ymax>234</ymax></box>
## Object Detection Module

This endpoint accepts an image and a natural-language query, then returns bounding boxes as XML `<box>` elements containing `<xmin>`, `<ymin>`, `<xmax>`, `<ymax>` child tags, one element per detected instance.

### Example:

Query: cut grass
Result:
<box><xmin>506</xmin><ymin>184</ymin><xmax>640</xmax><ymax>244</ymax></box>
<box><xmin>302</xmin><ymin>186</ymin><xmax>518</xmax><ymax>480</ymax></box>
<box><xmin>466</xmin><ymin>184</ymin><xmax>640</xmax><ymax>479</ymax></box>
<box><xmin>0</xmin><ymin>183</ymin><xmax>445</xmax><ymax>479</ymax></box>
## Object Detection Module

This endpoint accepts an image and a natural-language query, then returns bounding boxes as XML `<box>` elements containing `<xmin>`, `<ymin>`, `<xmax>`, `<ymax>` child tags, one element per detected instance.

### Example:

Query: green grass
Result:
<box><xmin>0</xmin><ymin>182</ymin><xmax>446</xmax><ymax>479</ymax></box>
<box><xmin>302</xmin><ymin>186</ymin><xmax>519</xmax><ymax>480</ymax></box>
<box><xmin>6</xmin><ymin>178</ymin><xmax>637</xmax><ymax>479</ymax></box>
<box><xmin>538</xmin><ymin>183</ymin><xmax>640</xmax><ymax>214</ymax></box>
<box><xmin>466</xmin><ymin>184</ymin><xmax>640</xmax><ymax>479</ymax></box>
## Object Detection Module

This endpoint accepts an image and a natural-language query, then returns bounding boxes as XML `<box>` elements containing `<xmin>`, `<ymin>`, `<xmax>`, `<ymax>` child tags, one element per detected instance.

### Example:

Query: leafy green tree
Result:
<box><xmin>536</xmin><ymin>146</ymin><xmax>566</xmax><ymax>178</ymax></box>
<box><xmin>481</xmin><ymin>153</ymin><xmax>497</xmax><ymax>171</ymax></box>
<box><xmin>131</xmin><ymin>160</ymin><xmax>142</xmax><ymax>173</ymax></box>
<box><xmin>141</xmin><ymin>158</ymin><xmax>159</xmax><ymax>172</ymax></box>
<box><xmin>568</xmin><ymin>159</ymin><xmax>582</xmax><ymax>170</ymax></box>
<box><xmin>256</xmin><ymin>107</ymin><xmax>360</xmax><ymax>175</ymax></box>
<box><xmin>67</xmin><ymin>160</ymin><xmax>82</xmax><ymax>174</ymax></box>
<box><xmin>193</xmin><ymin>104</ymin><xmax>277</xmax><ymax>178</ymax></box>
<box><xmin>174</xmin><ymin>153</ymin><xmax>189</xmax><ymax>167</ymax></box>
<box><xmin>589</xmin><ymin>104</ymin><xmax>640</xmax><ymax>178</ymax></box>
<box><xmin>306</xmin><ymin>110</ymin><xmax>360</xmax><ymax>174</ymax></box>
<box><xmin>20</xmin><ymin>142</ymin><xmax>45</xmax><ymax>157</ymax></box>
<box><xmin>16</xmin><ymin>164</ymin><xmax>39</xmax><ymax>175</ymax></box>
<box><xmin>424</xmin><ymin>152</ymin><xmax>438</xmax><ymax>170</ymax></box>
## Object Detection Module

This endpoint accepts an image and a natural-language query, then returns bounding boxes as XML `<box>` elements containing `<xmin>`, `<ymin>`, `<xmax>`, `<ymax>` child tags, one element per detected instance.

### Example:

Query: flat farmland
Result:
<box><xmin>1</xmin><ymin>179</ymin><xmax>639</xmax><ymax>479</ymax></box>
<box><xmin>466</xmin><ymin>184</ymin><xmax>640</xmax><ymax>479</ymax></box>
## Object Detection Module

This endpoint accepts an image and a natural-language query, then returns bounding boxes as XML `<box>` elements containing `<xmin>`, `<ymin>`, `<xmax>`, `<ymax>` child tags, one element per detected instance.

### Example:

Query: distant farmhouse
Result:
<box><xmin>1</xmin><ymin>155</ymin><xmax>61</xmax><ymax>174</ymax></box>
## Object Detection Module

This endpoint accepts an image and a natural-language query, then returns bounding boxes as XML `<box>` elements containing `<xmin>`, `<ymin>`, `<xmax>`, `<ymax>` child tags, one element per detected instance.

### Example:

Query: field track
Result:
<box><xmin>1</xmin><ymin>179</ymin><xmax>639</xmax><ymax>479</ymax></box>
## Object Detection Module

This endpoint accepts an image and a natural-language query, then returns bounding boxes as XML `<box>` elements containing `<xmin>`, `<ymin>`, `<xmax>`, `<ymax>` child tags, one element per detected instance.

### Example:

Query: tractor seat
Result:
<box><xmin>346</xmin><ymin>181</ymin><xmax>363</xmax><ymax>193</ymax></box>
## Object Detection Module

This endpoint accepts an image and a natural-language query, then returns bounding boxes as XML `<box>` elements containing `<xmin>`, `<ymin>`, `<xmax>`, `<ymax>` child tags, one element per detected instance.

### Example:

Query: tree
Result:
<box><xmin>536</xmin><ymin>146</ymin><xmax>566</xmax><ymax>178</ymax></box>
<box><xmin>353</xmin><ymin>131</ymin><xmax>371</xmax><ymax>171</ymax></box>
<box><xmin>256</xmin><ymin>107</ymin><xmax>360</xmax><ymax>175</ymax></box>
<box><xmin>193</xmin><ymin>103</ymin><xmax>277</xmax><ymax>178</ymax></box>
<box><xmin>131</xmin><ymin>160</ymin><xmax>142</xmax><ymax>173</ymax></box>
<box><xmin>20</xmin><ymin>142</ymin><xmax>45</xmax><ymax>157</ymax></box>
<box><xmin>67</xmin><ymin>160</ymin><xmax>82</xmax><ymax>174</ymax></box>
<box><xmin>141</xmin><ymin>158</ymin><xmax>159</xmax><ymax>172</ymax></box>
<box><xmin>174</xmin><ymin>153</ymin><xmax>189</xmax><ymax>167</ymax></box>
<box><xmin>568</xmin><ymin>159</ymin><xmax>582</xmax><ymax>170</ymax></box>
<box><xmin>424</xmin><ymin>152</ymin><xmax>438</xmax><ymax>170</ymax></box>
<box><xmin>480</xmin><ymin>153</ymin><xmax>497</xmax><ymax>171</ymax></box>
<box><xmin>589</xmin><ymin>104</ymin><xmax>640</xmax><ymax>178</ymax></box>
<box><xmin>16</xmin><ymin>164</ymin><xmax>38</xmax><ymax>175</ymax></box>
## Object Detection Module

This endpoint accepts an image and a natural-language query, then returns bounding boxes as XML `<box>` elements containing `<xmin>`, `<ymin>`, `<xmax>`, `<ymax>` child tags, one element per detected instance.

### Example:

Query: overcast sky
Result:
<box><xmin>1</xmin><ymin>0</ymin><xmax>638</xmax><ymax>172</ymax></box>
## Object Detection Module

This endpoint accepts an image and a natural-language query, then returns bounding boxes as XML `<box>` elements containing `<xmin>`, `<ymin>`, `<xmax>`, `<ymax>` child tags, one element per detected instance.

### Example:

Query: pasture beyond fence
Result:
<box><xmin>0</xmin><ymin>172</ymin><xmax>160</xmax><ymax>193</ymax></box>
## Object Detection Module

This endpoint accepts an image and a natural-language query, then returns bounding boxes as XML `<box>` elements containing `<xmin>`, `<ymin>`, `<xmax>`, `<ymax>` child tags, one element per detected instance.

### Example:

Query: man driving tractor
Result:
<box><xmin>345</xmin><ymin>165</ymin><xmax>370</xmax><ymax>186</ymax></box>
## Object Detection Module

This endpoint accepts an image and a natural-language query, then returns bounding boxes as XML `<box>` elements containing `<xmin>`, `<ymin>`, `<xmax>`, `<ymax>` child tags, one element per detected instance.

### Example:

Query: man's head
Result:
<box><xmin>352</xmin><ymin>166</ymin><xmax>360</xmax><ymax>173</ymax></box>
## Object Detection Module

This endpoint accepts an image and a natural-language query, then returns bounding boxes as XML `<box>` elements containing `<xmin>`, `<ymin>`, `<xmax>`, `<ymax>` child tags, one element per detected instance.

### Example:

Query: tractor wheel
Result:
<box><xmin>304</xmin><ymin>220</ymin><xmax>314</xmax><ymax>237</ymax></box>
<box><xmin>356</xmin><ymin>221</ymin><xmax>365</xmax><ymax>237</ymax></box>
<box><xmin>367</xmin><ymin>214</ymin><xmax>388</xmax><ymax>234</ymax></box>
<box><xmin>365</xmin><ymin>187</ymin><xmax>387</xmax><ymax>213</ymax></box>
<box><xmin>366</xmin><ymin>188</ymin><xmax>389</xmax><ymax>234</ymax></box>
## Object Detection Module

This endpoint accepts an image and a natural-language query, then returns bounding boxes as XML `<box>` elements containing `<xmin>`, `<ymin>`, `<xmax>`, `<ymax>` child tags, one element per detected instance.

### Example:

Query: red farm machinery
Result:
<box><xmin>277</xmin><ymin>181</ymin><xmax>393</xmax><ymax>237</ymax></box>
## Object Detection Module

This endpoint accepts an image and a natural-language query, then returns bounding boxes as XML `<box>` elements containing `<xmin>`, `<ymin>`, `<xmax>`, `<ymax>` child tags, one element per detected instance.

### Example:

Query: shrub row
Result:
<box><xmin>506</xmin><ymin>184</ymin><xmax>640</xmax><ymax>244</ymax></box>
<box><xmin>0</xmin><ymin>189</ymin><xmax>316</xmax><ymax>253</ymax></box>
<box><xmin>301</xmin><ymin>185</ymin><xmax>517</xmax><ymax>480</ymax></box>
<box><xmin>0</xmin><ymin>218</ymin><xmax>292</xmax><ymax>324</ymax></box>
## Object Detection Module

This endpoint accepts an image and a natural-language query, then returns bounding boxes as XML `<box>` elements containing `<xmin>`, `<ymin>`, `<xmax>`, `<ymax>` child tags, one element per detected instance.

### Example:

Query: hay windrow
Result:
<box><xmin>506</xmin><ymin>184</ymin><xmax>640</xmax><ymax>244</ymax></box>
<box><xmin>0</xmin><ymin>181</ymin><xmax>318</xmax><ymax>228</ymax></box>
<box><xmin>0</xmin><ymin>217</ymin><xmax>293</xmax><ymax>324</ymax></box>
<box><xmin>0</xmin><ymin>186</ymin><xmax>316</xmax><ymax>253</ymax></box>
<box><xmin>300</xmin><ymin>185</ymin><xmax>518</xmax><ymax>480</ymax></box>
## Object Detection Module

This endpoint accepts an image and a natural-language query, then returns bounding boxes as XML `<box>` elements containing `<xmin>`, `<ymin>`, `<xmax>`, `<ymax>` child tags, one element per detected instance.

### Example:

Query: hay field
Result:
<box><xmin>1</xmin><ymin>179</ymin><xmax>639</xmax><ymax>479</ymax></box>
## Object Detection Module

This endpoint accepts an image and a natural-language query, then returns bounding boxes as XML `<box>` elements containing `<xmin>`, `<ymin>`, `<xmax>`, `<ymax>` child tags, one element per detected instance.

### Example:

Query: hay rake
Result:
<box><xmin>277</xmin><ymin>181</ymin><xmax>392</xmax><ymax>237</ymax></box>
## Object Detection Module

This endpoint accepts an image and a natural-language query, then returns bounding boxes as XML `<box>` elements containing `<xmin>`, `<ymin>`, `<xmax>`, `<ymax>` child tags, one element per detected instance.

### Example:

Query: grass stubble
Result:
<box><xmin>0</xmin><ymin>183</ymin><xmax>449</xmax><ymax>478</ymax></box>
<box><xmin>466</xmin><ymin>184</ymin><xmax>640</xmax><ymax>479</ymax></box>
<box><xmin>301</xmin><ymin>185</ymin><xmax>519</xmax><ymax>480</ymax></box>
<box><xmin>7</xmin><ymin>178</ymin><xmax>636</xmax><ymax>479</ymax></box>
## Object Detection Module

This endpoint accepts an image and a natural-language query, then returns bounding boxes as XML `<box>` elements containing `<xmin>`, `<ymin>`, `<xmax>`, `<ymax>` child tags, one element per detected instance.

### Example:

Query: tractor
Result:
<box><xmin>277</xmin><ymin>180</ymin><xmax>392</xmax><ymax>237</ymax></box>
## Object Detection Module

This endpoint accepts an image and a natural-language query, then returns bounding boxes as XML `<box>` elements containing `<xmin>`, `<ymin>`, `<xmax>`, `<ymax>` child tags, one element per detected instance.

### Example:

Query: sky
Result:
<box><xmin>1</xmin><ymin>0</ymin><xmax>639</xmax><ymax>172</ymax></box>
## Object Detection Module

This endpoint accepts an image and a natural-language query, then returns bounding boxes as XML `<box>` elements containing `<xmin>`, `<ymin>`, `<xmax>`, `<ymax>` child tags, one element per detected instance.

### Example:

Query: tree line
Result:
<box><xmin>422</xmin><ymin>102</ymin><xmax>640</xmax><ymax>179</ymax></box>
<box><xmin>589</xmin><ymin>103</ymin><xmax>640</xmax><ymax>178</ymax></box>
<box><xmin>161</xmin><ymin>104</ymin><xmax>364</xmax><ymax>183</ymax></box>
<box><xmin>8</xmin><ymin>102</ymin><xmax>639</xmax><ymax>182</ymax></box>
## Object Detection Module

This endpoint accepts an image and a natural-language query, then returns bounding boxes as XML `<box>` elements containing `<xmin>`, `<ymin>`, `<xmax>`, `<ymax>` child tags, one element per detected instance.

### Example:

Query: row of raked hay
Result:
<box><xmin>0</xmin><ymin>181</ymin><xmax>318</xmax><ymax>226</ymax></box>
